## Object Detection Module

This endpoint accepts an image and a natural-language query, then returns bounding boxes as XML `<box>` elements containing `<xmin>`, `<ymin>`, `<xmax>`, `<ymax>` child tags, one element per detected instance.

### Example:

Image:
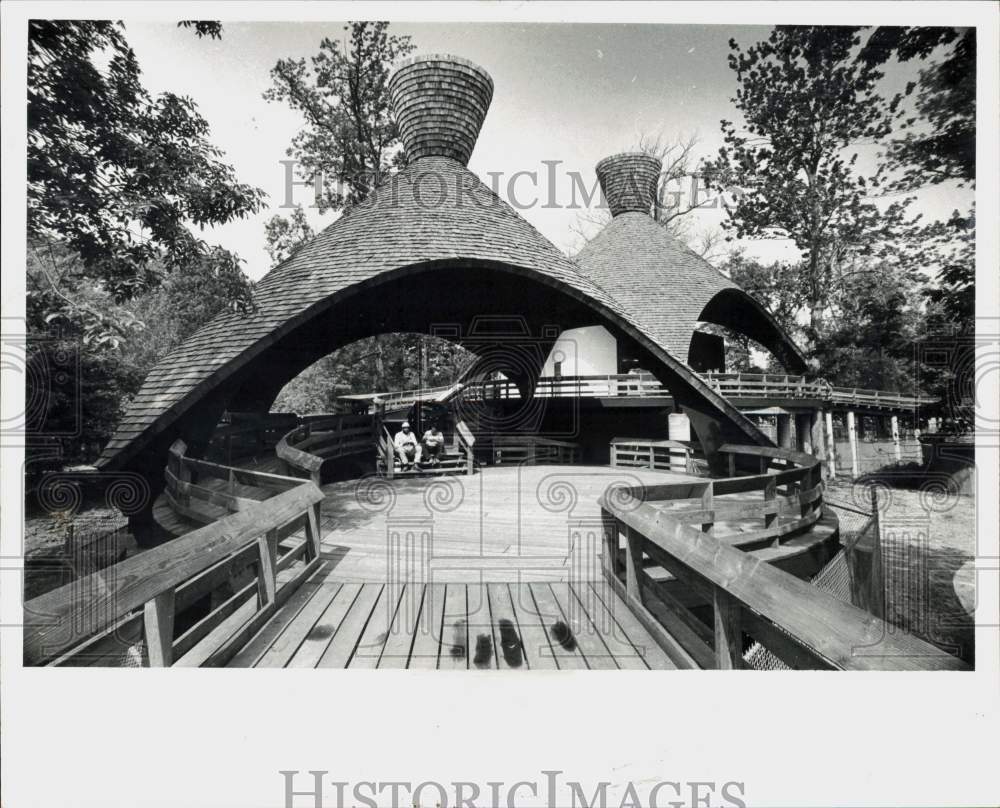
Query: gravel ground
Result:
<box><xmin>23</xmin><ymin>507</ymin><xmax>134</xmax><ymax>601</ymax></box>
<box><xmin>826</xmin><ymin>479</ymin><xmax>977</xmax><ymax>664</ymax></box>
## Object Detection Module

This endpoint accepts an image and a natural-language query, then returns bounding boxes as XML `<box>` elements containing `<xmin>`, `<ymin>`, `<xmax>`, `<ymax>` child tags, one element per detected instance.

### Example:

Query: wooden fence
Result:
<box><xmin>599</xmin><ymin>444</ymin><xmax>966</xmax><ymax>670</ymax></box>
<box><xmin>206</xmin><ymin>412</ymin><xmax>298</xmax><ymax>465</ymax></box>
<box><xmin>24</xmin><ymin>479</ymin><xmax>325</xmax><ymax>667</ymax></box>
<box><xmin>165</xmin><ymin>439</ymin><xmax>304</xmax><ymax>525</ymax></box>
<box><xmin>610</xmin><ymin>437</ymin><xmax>693</xmax><ymax>474</ymax></box>
<box><xmin>491</xmin><ymin>435</ymin><xmax>581</xmax><ymax>466</ymax></box>
<box><xmin>276</xmin><ymin>413</ymin><xmax>374</xmax><ymax>485</ymax></box>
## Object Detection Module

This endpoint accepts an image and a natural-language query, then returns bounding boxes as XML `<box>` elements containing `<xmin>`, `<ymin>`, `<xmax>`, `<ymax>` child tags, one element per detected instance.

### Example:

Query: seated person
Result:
<box><xmin>393</xmin><ymin>422</ymin><xmax>420</xmax><ymax>469</ymax></box>
<box><xmin>421</xmin><ymin>424</ymin><xmax>446</xmax><ymax>465</ymax></box>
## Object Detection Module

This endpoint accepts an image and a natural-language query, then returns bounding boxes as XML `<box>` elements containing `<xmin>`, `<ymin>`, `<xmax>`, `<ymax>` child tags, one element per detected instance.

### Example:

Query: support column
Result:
<box><xmin>846</xmin><ymin>410</ymin><xmax>860</xmax><ymax>478</ymax></box>
<box><xmin>794</xmin><ymin>413</ymin><xmax>813</xmax><ymax>455</ymax></box>
<box><xmin>776</xmin><ymin>414</ymin><xmax>792</xmax><ymax>449</ymax></box>
<box><xmin>825</xmin><ymin>411</ymin><xmax>837</xmax><ymax>479</ymax></box>
<box><xmin>891</xmin><ymin>414</ymin><xmax>901</xmax><ymax>463</ymax></box>
<box><xmin>810</xmin><ymin>408</ymin><xmax>825</xmax><ymax>465</ymax></box>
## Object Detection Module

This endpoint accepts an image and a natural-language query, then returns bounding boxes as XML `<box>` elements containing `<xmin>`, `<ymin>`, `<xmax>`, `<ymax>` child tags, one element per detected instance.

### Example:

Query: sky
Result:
<box><xmin>123</xmin><ymin>21</ymin><xmax>973</xmax><ymax>282</ymax></box>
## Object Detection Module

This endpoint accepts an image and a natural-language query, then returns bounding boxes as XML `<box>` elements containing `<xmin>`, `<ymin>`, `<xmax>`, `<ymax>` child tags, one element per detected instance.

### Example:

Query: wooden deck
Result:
<box><xmin>147</xmin><ymin>460</ymin><xmax>844</xmax><ymax>670</ymax></box>
<box><xmin>227</xmin><ymin>569</ymin><xmax>677</xmax><ymax>669</ymax></box>
<box><xmin>315</xmin><ymin>465</ymin><xmax>692</xmax><ymax>583</ymax></box>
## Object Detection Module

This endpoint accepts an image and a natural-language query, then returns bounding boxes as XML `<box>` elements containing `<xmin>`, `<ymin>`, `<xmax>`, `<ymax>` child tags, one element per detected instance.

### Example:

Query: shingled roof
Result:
<box><xmin>575</xmin><ymin>153</ymin><xmax>806</xmax><ymax>372</ymax></box>
<box><xmin>98</xmin><ymin>56</ymin><xmax>771</xmax><ymax>470</ymax></box>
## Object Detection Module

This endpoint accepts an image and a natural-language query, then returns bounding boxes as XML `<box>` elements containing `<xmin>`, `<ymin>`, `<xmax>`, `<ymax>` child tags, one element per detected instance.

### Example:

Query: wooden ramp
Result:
<box><xmin>227</xmin><ymin>564</ymin><xmax>679</xmax><ymax>670</ymax></box>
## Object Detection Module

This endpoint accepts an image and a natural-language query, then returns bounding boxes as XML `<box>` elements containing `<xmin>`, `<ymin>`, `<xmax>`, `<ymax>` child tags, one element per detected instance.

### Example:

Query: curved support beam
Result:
<box><xmin>695</xmin><ymin>289</ymin><xmax>808</xmax><ymax>374</ymax></box>
<box><xmin>100</xmin><ymin>259</ymin><xmax>773</xmax><ymax>476</ymax></box>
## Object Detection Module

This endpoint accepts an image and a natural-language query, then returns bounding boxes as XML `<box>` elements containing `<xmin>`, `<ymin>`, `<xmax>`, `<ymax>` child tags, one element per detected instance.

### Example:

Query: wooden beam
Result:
<box><xmin>713</xmin><ymin>587</ymin><xmax>743</xmax><ymax>670</ymax></box>
<box><xmin>143</xmin><ymin>590</ymin><xmax>176</xmax><ymax>667</ymax></box>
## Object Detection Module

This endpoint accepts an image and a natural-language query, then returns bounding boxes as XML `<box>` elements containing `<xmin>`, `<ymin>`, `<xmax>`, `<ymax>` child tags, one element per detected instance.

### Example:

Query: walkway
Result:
<box><xmin>227</xmin><ymin>576</ymin><xmax>676</xmax><ymax>669</ymax></box>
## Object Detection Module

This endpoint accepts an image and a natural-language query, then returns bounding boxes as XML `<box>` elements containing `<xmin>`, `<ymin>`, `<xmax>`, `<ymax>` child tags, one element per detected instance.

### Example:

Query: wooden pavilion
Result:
<box><xmin>23</xmin><ymin>54</ymin><xmax>966</xmax><ymax>672</ymax></box>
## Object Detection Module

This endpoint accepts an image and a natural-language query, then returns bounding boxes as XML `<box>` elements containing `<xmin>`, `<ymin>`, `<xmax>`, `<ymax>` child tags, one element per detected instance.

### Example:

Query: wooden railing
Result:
<box><xmin>455</xmin><ymin>420</ymin><xmax>476</xmax><ymax>476</ymax></box>
<box><xmin>492</xmin><ymin>435</ymin><xmax>581</xmax><ymax>466</ymax></box>
<box><xmin>165</xmin><ymin>439</ymin><xmax>305</xmax><ymax>525</ymax></box>
<box><xmin>24</xmin><ymin>479</ymin><xmax>325</xmax><ymax>667</ymax></box>
<box><xmin>276</xmin><ymin>413</ymin><xmax>374</xmax><ymax>485</ymax></box>
<box><xmin>206</xmin><ymin>412</ymin><xmax>298</xmax><ymax>464</ymax></box>
<box><xmin>610</xmin><ymin>437</ymin><xmax>693</xmax><ymax>474</ymax></box>
<box><xmin>341</xmin><ymin>373</ymin><xmax>935</xmax><ymax>412</ymax></box>
<box><xmin>599</xmin><ymin>444</ymin><xmax>967</xmax><ymax>670</ymax></box>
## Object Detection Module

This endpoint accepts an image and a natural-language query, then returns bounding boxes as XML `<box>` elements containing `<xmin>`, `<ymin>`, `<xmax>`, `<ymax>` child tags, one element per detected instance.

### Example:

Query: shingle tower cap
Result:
<box><xmin>388</xmin><ymin>53</ymin><xmax>494</xmax><ymax>166</ymax></box>
<box><xmin>595</xmin><ymin>152</ymin><xmax>662</xmax><ymax>217</ymax></box>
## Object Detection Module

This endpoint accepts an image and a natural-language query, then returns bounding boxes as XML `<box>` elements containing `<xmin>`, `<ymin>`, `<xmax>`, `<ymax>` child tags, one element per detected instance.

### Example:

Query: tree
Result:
<box><xmin>27</xmin><ymin>245</ymin><xmax>236</xmax><ymax>463</ymax></box>
<box><xmin>263</xmin><ymin>21</ymin><xmax>413</xmax><ymax>215</ymax></box>
<box><xmin>27</xmin><ymin>20</ymin><xmax>264</xmax><ymax>342</ymax></box>
<box><xmin>861</xmin><ymin>27</ymin><xmax>975</xmax><ymax>188</ymax></box>
<box><xmin>702</xmin><ymin>27</ymin><xmax>912</xmax><ymax>340</ymax></box>
<box><xmin>264</xmin><ymin>205</ymin><xmax>315</xmax><ymax>265</ymax></box>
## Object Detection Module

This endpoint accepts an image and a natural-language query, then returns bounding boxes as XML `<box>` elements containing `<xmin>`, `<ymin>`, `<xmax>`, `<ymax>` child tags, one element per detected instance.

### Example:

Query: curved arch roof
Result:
<box><xmin>97</xmin><ymin>55</ymin><xmax>774</xmax><ymax>470</ymax></box>
<box><xmin>574</xmin><ymin>212</ymin><xmax>807</xmax><ymax>373</ymax></box>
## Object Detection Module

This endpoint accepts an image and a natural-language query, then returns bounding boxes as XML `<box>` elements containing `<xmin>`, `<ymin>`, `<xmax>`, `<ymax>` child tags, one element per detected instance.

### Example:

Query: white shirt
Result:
<box><xmin>394</xmin><ymin>429</ymin><xmax>418</xmax><ymax>450</ymax></box>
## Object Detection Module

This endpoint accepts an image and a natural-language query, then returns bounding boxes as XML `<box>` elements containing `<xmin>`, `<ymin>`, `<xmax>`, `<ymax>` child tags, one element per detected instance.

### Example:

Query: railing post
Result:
<box><xmin>869</xmin><ymin>487</ymin><xmax>886</xmax><ymax>620</ymax></box>
<box><xmin>306</xmin><ymin>501</ymin><xmax>323</xmax><ymax>561</ymax></box>
<box><xmin>763</xmin><ymin>476</ymin><xmax>777</xmax><ymax>531</ymax></box>
<box><xmin>713</xmin><ymin>587</ymin><xmax>743</xmax><ymax>669</ymax></box>
<box><xmin>601</xmin><ymin>510</ymin><xmax>619</xmax><ymax>578</ymax></box>
<box><xmin>257</xmin><ymin>528</ymin><xmax>278</xmax><ymax>606</ymax></box>
<box><xmin>727</xmin><ymin>451</ymin><xmax>736</xmax><ymax>479</ymax></box>
<box><xmin>624</xmin><ymin>525</ymin><xmax>643</xmax><ymax>601</ymax></box>
<box><xmin>701</xmin><ymin>484</ymin><xmax>715</xmax><ymax>536</ymax></box>
<box><xmin>144</xmin><ymin>589</ymin><xmax>176</xmax><ymax>667</ymax></box>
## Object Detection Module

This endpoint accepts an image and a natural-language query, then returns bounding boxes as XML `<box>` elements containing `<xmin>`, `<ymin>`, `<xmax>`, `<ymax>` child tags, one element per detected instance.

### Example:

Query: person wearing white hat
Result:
<box><xmin>393</xmin><ymin>421</ymin><xmax>420</xmax><ymax>470</ymax></box>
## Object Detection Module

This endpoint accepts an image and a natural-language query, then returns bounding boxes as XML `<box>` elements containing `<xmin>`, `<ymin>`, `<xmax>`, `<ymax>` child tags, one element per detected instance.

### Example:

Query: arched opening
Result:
<box><xmin>117</xmin><ymin>257</ymin><xmax>770</xmax><ymax>489</ymax></box>
<box><xmin>691</xmin><ymin>288</ymin><xmax>806</xmax><ymax>374</ymax></box>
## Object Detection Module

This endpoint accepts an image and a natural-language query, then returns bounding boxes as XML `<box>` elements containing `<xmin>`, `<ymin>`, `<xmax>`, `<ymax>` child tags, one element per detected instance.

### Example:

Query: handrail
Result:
<box><xmin>492</xmin><ymin>434</ymin><xmax>581</xmax><ymax>466</ymax></box>
<box><xmin>610</xmin><ymin>437</ymin><xmax>693</xmax><ymax>474</ymax></box>
<box><xmin>25</xmin><ymin>480</ymin><xmax>325</xmax><ymax>667</ymax></box>
<box><xmin>165</xmin><ymin>439</ymin><xmax>305</xmax><ymax>525</ymax></box>
<box><xmin>341</xmin><ymin>372</ymin><xmax>936</xmax><ymax>412</ymax></box>
<box><xmin>276</xmin><ymin>413</ymin><xmax>374</xmax><ymax>485</ymax></box>
<box><xmin>599</xmin><ymin>443</ymin><xmax>966</xmax><ymax>670</ymax></box>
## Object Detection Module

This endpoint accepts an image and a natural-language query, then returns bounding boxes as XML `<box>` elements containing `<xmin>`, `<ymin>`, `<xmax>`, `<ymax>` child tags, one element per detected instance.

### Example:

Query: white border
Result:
<box><xmin>2</xmin><ymin>4</ymin><xmax>998</xmax><ymax>807</ymax></box>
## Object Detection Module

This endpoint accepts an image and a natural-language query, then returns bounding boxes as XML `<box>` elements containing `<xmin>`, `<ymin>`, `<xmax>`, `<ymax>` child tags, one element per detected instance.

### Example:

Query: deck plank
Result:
<box><xmin>227</xmin><ymin>582</ymin><xmax>318</xmax><ymax>667</ymax></box>
<box><xmin>568</xmin><ymin>583</ymin><xmax>648</xmax><ymax>670</ymax></box>
<box><xmin>317</xmin><ymin>584</ymin><xmax>384</xmax><ymax>668</ymax></box>
<box><xmin>347</xmin><ymin>585</ymin><xmax>401</xmax><ymax>668</ymax></box>
<box><xmin>487</xmin><ymin>583</ymin><xmax>527</xmax><ymax>670</ymax></box>
<box><xmin>407</xmin><ymin>583</ymin><xmax>447</xmax><ymax>669</ymax></box>
<box><xmin>466</xmin><ymin>583</ymin><xmax>497</xmax><ymax>670</ymax></box>
<box><xmin>254</xmin><ymin>582</ymin><xmax>343</xmax><ymax>668</ymax></box>
<box><xmin>287</xmin><ymin>583</ymin><xmax>363</xmax><ymax>668</ymax></box>
<box><xmin>549</xmin><ymin>582</ymin><xmax>619</xmax><ymax>670</ymax></box>
<box><xmin>438</xmin><ymin>584</ymin><xmax>469</xmax><ymax>670</ymax></box>
<box><xmin>378</xmin><ymin>585</ymin><xmax>426</xmax><ymax>669</ymax></box>
<box><xmin>510</xmin><ymin>583</ymin><xmax>558</xmax><ymax>670</ymax></box>
<box><xmin>588</xmin><ymin>582</ymin><xmax>677</xmax><ymax>670</ymax></box>
<box><xmin>529</xmin><ymin>583</ymin><xmax>588</xmax><ymax>670</ymax></box>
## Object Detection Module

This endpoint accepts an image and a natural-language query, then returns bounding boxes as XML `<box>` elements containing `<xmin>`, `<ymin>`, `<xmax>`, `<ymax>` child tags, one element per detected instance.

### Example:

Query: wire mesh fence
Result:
<box><xmin>744</xmin><ymin>495</ymin><xmax>878</xmax><ymax>670</ymax></box>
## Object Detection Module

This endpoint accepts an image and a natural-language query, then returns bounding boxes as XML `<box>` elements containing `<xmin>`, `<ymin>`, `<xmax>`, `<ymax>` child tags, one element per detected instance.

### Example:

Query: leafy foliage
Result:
<box><xmin>27</xmin><ymin>20</ymin><xmax>264</xmax><ymax>341</ymax></box>
<box><xmin>861</xmin><ymin>27</ymin><xmax>975</xmax><ymax>188</ymax></box>
<box><xmin>264</xmin><ymin>206</ymin><xmax>315</xmax><ymax>266</ymax></box>
<box><xmin>702</xmin><ymin>27</ymin><xmax>915</xmax><ymax>338</ymax></box>
<box><xmin>27</xmin><ymin>245</ymin><xmax>235</xmax><ymax>463</ymax></box>
<box><xmin>177</xmin><ymin>21</ymin><xmax>223</xmax><ymax>40</ymax></box>
<box><xmin>263</xmin><ymin>21</ymin><xmax>413</xmax><ymax>214</ymax></box>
